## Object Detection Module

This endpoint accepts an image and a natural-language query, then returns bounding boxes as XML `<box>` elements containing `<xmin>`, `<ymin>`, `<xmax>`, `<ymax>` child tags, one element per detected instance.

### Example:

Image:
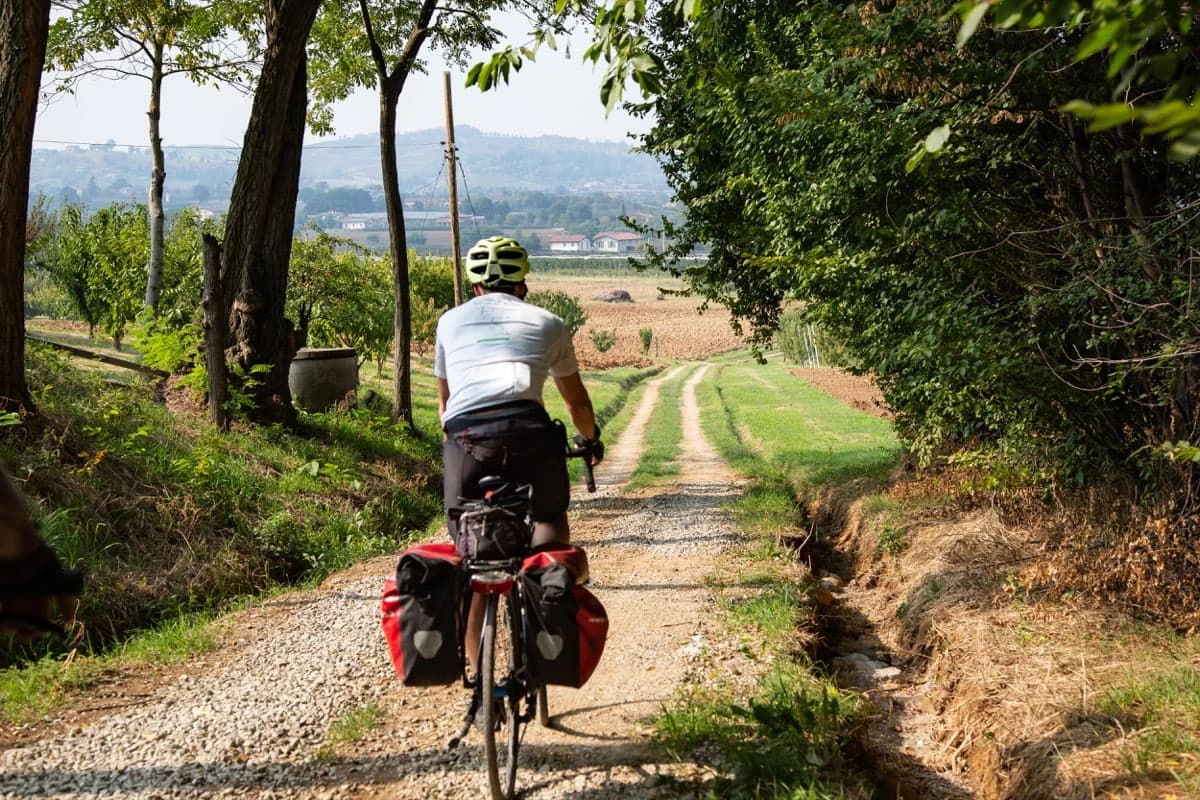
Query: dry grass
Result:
<box><xmin>835</xmin><ymin>474</ymin><xmax>1200</xmax><ymax>800</ymax></box>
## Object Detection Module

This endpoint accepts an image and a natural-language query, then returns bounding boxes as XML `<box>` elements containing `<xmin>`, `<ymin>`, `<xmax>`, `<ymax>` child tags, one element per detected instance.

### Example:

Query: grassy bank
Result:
<box><xmin>652</xmin><ymin>354</ymin><xmax>901</xmax><ymax>799</ymax></box>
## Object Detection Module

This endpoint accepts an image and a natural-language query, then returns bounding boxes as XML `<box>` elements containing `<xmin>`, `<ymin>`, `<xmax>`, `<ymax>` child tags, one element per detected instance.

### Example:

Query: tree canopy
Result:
<box><xmin>628</xmin><ymin>0</ymin><xmax>1199</xmax><ymax>501</ymax></box>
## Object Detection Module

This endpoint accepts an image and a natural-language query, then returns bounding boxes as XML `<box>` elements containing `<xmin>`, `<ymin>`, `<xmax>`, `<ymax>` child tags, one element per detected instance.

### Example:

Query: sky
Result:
<box><xmin>32</xmin><ymin>17</ymin><xmax>653</xmax><ymax>152</ymax></box>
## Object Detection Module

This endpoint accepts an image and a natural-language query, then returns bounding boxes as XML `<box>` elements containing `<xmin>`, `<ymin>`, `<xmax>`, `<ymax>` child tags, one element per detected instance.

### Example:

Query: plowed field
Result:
<box><xmin>535</xmin><ymin>274</ymin><xmax>745</xmax><ymax>369</ymax></box>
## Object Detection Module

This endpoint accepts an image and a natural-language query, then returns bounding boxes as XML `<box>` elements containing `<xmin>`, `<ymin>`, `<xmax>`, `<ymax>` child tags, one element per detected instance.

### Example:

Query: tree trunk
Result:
<box><xmin>358</xmin><ymin>0</ymin><xmax>436</xmax><ymax>433</ymax></box>
<box><xmin>144</xmin><ymin>38</ymin><xmax>167</xmax><ymax>311</ymax></box>
<box><xmin>381</xmin><ymin>93</ymin><xmax>415</xmax><ymax>430</ymax></box>
<box><xmin>202</xmin><ymin>233</ymin><xmax>229</xmax><ymax>431</ymax></box>
<box><xmin>0</xmin><ymin>2</ymin><xmax>50</xmax><ymax>414</ymax></box>
<box><xmin>219</xmin><ymin>0</ymin><xmax>321</xmax><ymax>427</ymax></box>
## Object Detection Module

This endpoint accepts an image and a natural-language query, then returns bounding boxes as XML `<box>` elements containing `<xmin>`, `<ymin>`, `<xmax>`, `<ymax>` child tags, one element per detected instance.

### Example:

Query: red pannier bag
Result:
<box><xmin>520</xmin><ymin>544</ymin><xmax>608</xmax><ymax>688</ymax></box>
<box><xmin>381</xmin><ymin>542</ymin><xmax>464</xmax><ymax>686</ymax></box>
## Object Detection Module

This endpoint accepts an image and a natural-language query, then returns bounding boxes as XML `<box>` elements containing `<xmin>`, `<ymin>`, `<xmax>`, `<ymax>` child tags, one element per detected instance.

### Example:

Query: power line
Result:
<box><xmin>33</xmin><ymin>137</ymin><xmax>443</xmax><ymax>150</ymax></box>
<box><xmin>456</xmin><ymin>158</ymin><xmax>484</xmax><ymax>241</ymax></box>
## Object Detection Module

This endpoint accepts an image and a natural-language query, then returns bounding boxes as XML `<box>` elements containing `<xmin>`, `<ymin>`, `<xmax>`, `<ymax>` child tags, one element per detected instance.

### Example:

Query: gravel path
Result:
<box><xmin>0</xmin><ymin>362</ymin><xmax>755</xmax><ymax>799</ymax></box>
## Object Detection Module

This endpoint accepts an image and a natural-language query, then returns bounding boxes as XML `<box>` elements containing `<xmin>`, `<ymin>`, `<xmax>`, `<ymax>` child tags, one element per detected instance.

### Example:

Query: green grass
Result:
<box><xmin>723</xmin><ymin>574</ymin><xmax>807</xmax><ymax>643</ymax></box>
<box><xmin>696</xmin><ymin>358</ymin><xmax>900</xmax><ymax>536</ymax></box>
<box><xmin>655</xmin><ymin>663</ymin><xmax>868</xmax><ymax>799</ymax></box>
<box><xmin>626</xmin><ymin>367</ymin><xmax>686</xmax><ymax>489</ymax></box>
<box><xmin>312</xmin><ymin>702</ymin><xmax>385</xmax><ymax>762</ymax></box>
<box><xmin>651</xmin><ymin>352</ymin><xmax>896</xmax><ymax>797</ymax></box>
<box><xmin>1099</xmin><ymin>667</ymin><xmax>1200</xmax><ymax>786</ymax></box>
<box><xmin>543</xmin><ymin>364</ymin><xmax>662</xmax><ymax>484</ymax></box>
<box><xmin>0</xmin><ymin>609</ymin><xmax>220</xmax><ymax>724</ymax></box>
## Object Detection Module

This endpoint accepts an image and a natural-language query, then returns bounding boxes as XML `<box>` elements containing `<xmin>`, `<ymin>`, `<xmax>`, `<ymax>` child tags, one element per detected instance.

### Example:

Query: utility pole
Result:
<box><xmin>444</xmin><ymin>71</ymin><xmax>464</xmax><ymax>306</ymax></box>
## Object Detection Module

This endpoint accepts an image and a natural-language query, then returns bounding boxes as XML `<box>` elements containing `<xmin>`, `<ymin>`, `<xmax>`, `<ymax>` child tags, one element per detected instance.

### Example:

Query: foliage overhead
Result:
<box><xmin>632</xmin><ymin>0</ymin><xmax>1200</xmax><ymax>501</ymax></box>
<box><xmin>953</xmin><ymin>0</ymin><xmax>1200</xmax><ymax>158</ymax></box>
<box><xmin>45</xmin><ymin>0</ymin><xmax>260</xmax><ymax>92</ymax></box>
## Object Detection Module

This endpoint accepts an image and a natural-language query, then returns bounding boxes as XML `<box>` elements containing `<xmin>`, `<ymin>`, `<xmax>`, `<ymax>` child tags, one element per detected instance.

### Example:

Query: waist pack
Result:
<box><xmin>381</xmin><ymin>542</ymin><xmax>464</xmax><ymax>686</ymax></box>
<box><xmin>521</xmin><ymin>544</ymin><xmax>608</xmax><ymax>688</ymax></box>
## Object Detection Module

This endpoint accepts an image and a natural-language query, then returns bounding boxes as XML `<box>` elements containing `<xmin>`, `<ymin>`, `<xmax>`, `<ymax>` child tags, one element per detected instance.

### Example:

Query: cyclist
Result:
<box><xmin>434</xmin><ymin>235</ymin><xmax>603</xmax><ymax>667</ymax></box>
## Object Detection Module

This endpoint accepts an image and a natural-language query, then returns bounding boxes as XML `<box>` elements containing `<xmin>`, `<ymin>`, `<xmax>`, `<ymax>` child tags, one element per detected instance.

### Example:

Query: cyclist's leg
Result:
<box><xmin>526</xmin><ymin>421</ymin><xmax>571</xmax><ymax>548</ymax></box>
<box><xmin>531</xmin><ymin>513</ymin><xmax>569</xmax><ymax>547</ymax></box>
<box><xmin>466</xmin><ymin>593</ymin><xmax>485</xmax><ymax>673</ymax></box>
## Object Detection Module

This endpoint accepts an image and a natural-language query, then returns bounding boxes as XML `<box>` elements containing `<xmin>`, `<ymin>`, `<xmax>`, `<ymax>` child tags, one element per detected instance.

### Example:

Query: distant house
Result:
<box><xmin>591</xmin><ymin>231</ymin><xmax>644</xmax><ymax>254</ymax></box>
<box><xmin>547</xmin><ymin>234</ymin><xmax>592</xmax><ymax>253</ymax></box>
<box><xmin>341</xmin><ymin>212</ymin><xmax>388</xmax><ymax>230</ymax></box>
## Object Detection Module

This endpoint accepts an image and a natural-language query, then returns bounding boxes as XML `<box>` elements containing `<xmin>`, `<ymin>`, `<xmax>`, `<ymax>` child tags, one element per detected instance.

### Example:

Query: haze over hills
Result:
<box><xmin>30</xmin><ymin>126</ymin><xmax>668</xmax><ymax>212</ymax></box>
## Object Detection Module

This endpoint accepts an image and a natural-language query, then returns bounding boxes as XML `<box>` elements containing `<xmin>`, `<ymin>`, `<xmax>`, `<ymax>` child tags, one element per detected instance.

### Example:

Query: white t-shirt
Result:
<box><xmin>434</xmin><ymin>292</ymin><xmax>579</xmax><ymax>424</ymax></box>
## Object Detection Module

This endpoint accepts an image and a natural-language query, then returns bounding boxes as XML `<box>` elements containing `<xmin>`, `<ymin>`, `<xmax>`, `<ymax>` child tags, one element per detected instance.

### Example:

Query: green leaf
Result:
<box><xmin>956</xmin><ymin>2</ymin><xmax>990</xmax><ymax>48</ymax></box>
<box><xmin>1076</xmin><ymin>18</ymin><xmax>1124</xmax><ymax>61</ymax></box>
<box><xmin>465</xmin><ymin>62</ymin><xmax>483</xmax><ymax>87</ymax></box>
<box><xmin>924</xmin><ymin>124</ymin><xmax>952</xmax><ymax>153</ymax></box>
<box><xmin>905</xmin><ymin>146</ymin><xmax>927</xmax><ymax>173</ymax></box>
<box><xmin>1067</xmin><ymin>101</ymin><xmax>1136</xmax><ymax>132</ymax></box>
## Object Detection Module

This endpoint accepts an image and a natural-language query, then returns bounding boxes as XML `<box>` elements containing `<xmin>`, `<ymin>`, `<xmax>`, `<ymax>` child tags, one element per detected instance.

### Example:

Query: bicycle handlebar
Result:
<box><xmin>567</xmin><ymin>443</ymin><xmax>597</xmax><ymax>493</ymax></box>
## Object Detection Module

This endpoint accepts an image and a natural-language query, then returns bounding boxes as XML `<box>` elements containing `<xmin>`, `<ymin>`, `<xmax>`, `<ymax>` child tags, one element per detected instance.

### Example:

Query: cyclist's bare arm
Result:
<box><xmin>553</xmin><ymin>372</ymin><xmax>602</xmax><ymax>464</ymax></box>
<box><xmin>437</xmin><ymin>379</ymin><xmax>451</xmax><ymax>434</ymax></box>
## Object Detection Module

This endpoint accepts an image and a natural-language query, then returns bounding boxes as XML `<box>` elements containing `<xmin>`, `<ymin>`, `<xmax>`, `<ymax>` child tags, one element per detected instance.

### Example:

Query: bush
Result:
<box><xmin>527</xmin><ymin>290</ymin><xmax>588</xmax><ymax>336</ymax></box>
<box><xmin>638</xmin><ymin>326</ymin><xmax>653</xmax><ymax>354</ymax></box>
<box><xmin>410</xmin><ymin>253</ymin><xmax>456</xmax><ymax>357</ymax></box>
<box><xmin>775</xmin><ymin>310</ymin><xmax>856</xmax><ymax>369</ymax></box>
<box><xmin>590</xmin><ymin>328</ymin><xmax>617</xmax><ymax>353</ymax></box>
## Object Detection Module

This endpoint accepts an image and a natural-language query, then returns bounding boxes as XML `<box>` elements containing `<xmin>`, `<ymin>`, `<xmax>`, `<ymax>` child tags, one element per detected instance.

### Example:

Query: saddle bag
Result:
<box><xmin>456</xmin><ymin>502</ymin><xmax>531</xmax><ymax>561</ymax></box>
<box><xmin>521</xmin><ymin>545</ymin><xmax>608</xmax><ymax>688</ymax></box>
<box><xmin>381</xmin><ymin>542</ymin><xmax>464</xmax><ymax>686</ymax></box>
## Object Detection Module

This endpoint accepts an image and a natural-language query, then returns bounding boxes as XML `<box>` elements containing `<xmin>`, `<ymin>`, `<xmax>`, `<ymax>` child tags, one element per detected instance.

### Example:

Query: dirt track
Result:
<box><xmin>0</xmin><ymin>363</ymin><xmax>758</xmax><ymax>799</ymax></box>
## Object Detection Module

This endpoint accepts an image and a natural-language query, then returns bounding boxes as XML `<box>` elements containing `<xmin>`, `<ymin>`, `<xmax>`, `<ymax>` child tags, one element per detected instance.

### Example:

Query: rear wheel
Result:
<box><xmin>480</xmin><ymin>594</ymin><xmax>520</xmax><ymax>799</ymax></box>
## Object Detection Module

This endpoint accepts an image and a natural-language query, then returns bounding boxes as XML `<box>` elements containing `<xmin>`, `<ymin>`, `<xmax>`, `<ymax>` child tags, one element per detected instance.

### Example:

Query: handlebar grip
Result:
<box><xmin>567</xmin><ymin>444</ymin><xmax>598</xmax><ymax>493</ymax></box>
<box><xmin>582</xmin><ymin>456</ymin><xmax>596</xmax><ymax>493</ymax></box>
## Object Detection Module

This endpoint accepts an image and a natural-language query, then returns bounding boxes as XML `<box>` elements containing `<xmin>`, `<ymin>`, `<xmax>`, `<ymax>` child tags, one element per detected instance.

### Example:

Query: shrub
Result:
<box><xmin>638</xmin><ymin>326</ymin><xmax>653</xmax><ymax>354</ymax></box>
<box><xmin>590</xmin><ymin>328</ymin><xmax>617</xmax><ymax>353</ymax></box>
<box><xmin>527</xmin><ymin>290</ymin><xmax>588</xmax><ymax>336</ymax></box>
<box><xmin>775</xmin><ymin>310</ymin><xmax>856</xmax><ymax>369</ymax></box>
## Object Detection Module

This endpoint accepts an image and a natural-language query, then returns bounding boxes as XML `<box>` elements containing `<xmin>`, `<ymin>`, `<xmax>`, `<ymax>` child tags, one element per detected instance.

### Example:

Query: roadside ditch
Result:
<box><xmin>802</xmin><ymin>479</ymin><xmax>1199</xmax><ymax>800</ymax></box>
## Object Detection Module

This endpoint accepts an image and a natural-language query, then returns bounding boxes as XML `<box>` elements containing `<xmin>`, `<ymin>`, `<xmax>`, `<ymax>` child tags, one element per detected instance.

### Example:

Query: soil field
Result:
<box><xmin>29</xmin><ymin>273</ymin><xmax>745</xmax><ymax>372</ymax></box>
<box><xmin>536</xmin><ymin>274</ymin><xmax>745</xmax><ymax>369</ymax></box>
<box><xmin>791</xmin><ymin>368</ymin><xmax>890</xmax><ymax>418</ymax></box>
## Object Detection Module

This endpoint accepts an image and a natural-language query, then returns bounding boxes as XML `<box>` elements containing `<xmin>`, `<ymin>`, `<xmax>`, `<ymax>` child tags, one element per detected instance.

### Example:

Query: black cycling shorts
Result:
<box><xmin>442</xmin><ymin>401</ymin><xmax>570</xmax><ymax>540</ymax></box>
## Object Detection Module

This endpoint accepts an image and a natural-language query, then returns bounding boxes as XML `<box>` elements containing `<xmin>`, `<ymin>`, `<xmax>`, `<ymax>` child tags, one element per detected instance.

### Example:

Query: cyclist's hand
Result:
<box><xmin>573</xmin><ymin>434</ymin><xmax>604</xmax><ymax>466</ymax></box>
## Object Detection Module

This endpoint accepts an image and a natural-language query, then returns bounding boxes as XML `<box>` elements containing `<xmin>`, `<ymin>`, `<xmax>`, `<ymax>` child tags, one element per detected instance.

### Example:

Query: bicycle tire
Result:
<box><xmin>536</xmin><ymin>685</ymin><xmax>550</xmax><ymax>727</ymax></box>
<box><xmin>481</xmin><ymin>594</ymin><xmax>522</xmax><ymax>800</ymax></box>
<box><xmin>503</xmin><ymin>594</ymin><xmax>522</xmax><ymax>796</ymax></box>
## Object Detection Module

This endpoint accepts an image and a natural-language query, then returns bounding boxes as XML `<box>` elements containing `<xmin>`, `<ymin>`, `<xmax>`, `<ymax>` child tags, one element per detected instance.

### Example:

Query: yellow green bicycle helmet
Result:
<box><xmin>465</xmin><ymin>236</ymin><xmax>530</xmax><ymax>287</ymax></box>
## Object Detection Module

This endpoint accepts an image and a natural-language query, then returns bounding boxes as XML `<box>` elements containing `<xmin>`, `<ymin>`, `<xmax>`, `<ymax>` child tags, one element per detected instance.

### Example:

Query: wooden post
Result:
<box><xmin>201</xmin><ymin>233</ymin><xmax>229</xmax><ymax>431</ymax></box>
<box><xmin>444</xmin><ymin>71</ymin><xmax>464</xmax><ymax>306</ymax></box>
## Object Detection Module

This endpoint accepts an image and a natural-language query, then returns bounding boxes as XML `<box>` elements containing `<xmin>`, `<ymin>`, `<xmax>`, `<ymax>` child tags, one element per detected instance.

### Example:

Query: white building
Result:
<box><xmin>547</xmin><ymin>234</ymin><xmax>593</xmax><ymax>253</ymax></box>
<box><xmin>591</xmin><ymin>231</ymin><xmax>645</xmax><ymax>254</ymax></box>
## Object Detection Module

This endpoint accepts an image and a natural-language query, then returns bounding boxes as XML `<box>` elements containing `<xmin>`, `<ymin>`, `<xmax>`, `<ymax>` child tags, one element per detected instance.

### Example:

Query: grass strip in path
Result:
<box><xmin>649</xmin><ymin>353</ymin><xmax>901</xmax><ymax>799</ymax></box>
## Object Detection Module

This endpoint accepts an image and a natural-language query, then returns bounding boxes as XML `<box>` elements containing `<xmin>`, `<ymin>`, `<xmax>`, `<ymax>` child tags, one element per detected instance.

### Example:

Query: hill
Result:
<box><xmin>29</xmin><ymin>126</ymin><xmax>667</xmax><ymax>212</ymax></box>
